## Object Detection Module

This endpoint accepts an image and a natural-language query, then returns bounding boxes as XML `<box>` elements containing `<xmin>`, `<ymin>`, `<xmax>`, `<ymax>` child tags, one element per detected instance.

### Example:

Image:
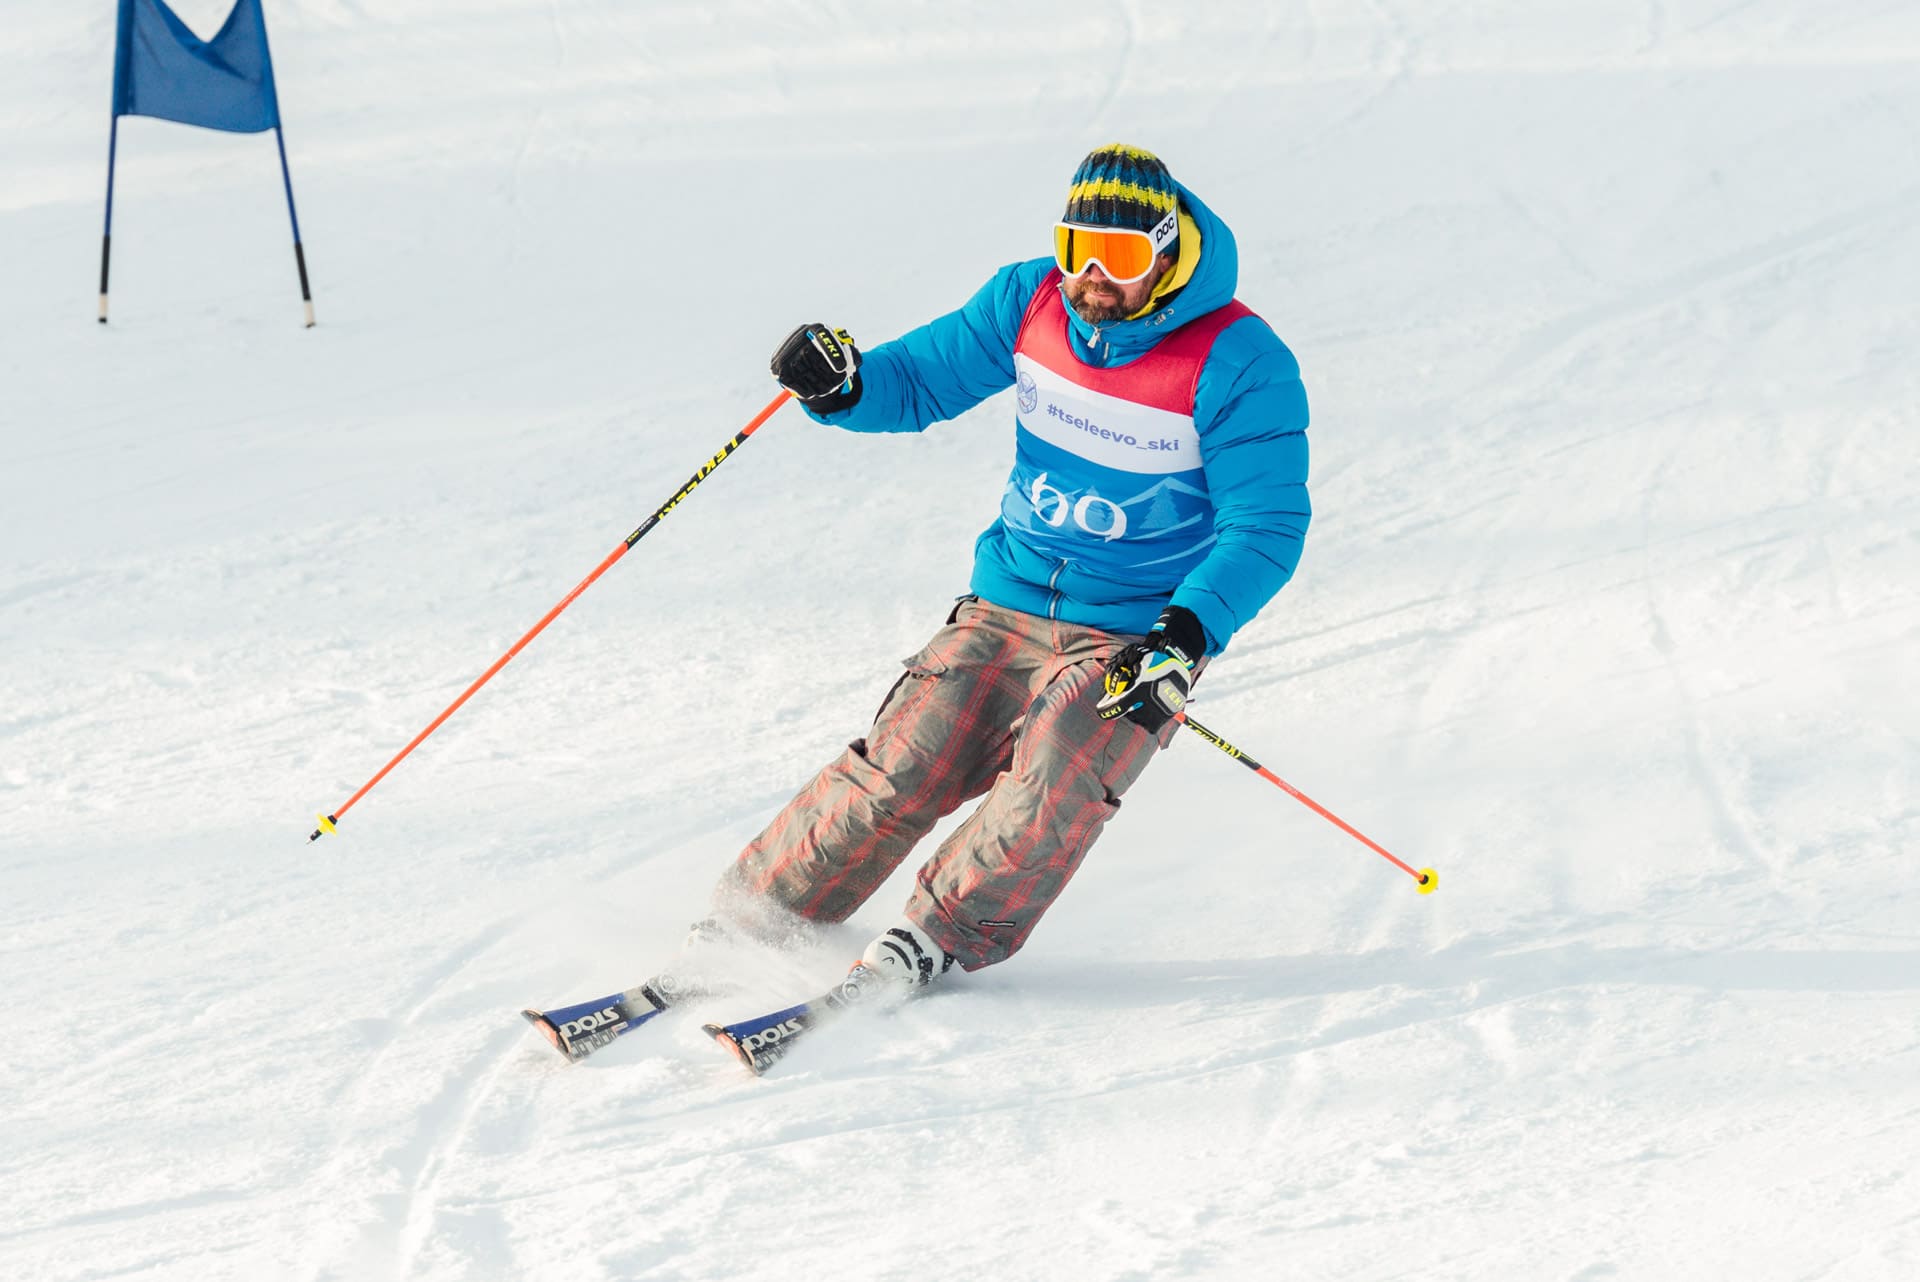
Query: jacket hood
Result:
<box><xmin>1058</xmin><ymin>180</ymin><xmax>1239</xmax><ymax>365</ymax></box>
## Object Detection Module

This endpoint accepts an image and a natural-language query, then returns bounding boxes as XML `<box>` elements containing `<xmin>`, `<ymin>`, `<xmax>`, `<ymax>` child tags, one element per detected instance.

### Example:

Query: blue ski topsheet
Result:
<box><xmin>715</xmin><ymin>1001</ymin><xmax>812</xmax><ymax>1041</ymax></box>
<box><xmin>525</xmin><ymin>991</ymin><xmax>662</xmax><ymax>1061</ymax></box>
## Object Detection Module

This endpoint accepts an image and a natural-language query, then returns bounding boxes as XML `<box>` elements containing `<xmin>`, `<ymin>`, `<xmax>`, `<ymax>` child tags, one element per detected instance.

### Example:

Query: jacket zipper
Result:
<box><xmin>1046</xmin><ymin>559</ymin><xmax>1068</xmax><ymax>619</ymax></box>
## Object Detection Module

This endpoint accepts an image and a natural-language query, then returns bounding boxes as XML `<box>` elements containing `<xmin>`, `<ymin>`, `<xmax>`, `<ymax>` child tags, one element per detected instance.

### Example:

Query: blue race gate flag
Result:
<box><xmin>112</xmin><ymin>0</ymin><xmax>281</xmax><ymax>133</ymax></box>
<box><xmin>101</xmin><ymin>0</ymin><xmax>315</xmax><ymax>325</ymax></box>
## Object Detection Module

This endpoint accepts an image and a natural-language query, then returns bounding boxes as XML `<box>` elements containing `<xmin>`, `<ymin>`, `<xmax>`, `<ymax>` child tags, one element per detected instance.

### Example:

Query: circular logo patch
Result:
<box><xmin>1016</xmin><ymin>370</ymin><xmax>1039</xmax><ymax>414</ymax></box>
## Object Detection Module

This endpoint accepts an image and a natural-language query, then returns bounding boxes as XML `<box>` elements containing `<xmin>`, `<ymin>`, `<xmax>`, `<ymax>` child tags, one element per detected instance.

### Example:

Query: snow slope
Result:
<box><xmin>3</xmin><ymin>1</ymin><xmax>1917</xmax><ymax>1278</ymax></box>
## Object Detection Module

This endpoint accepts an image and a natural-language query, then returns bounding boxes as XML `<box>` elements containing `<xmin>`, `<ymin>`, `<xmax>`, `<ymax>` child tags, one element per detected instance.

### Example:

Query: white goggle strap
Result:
<box><xmin>1145</xmin><ymin>207</ymin><xmax>1179</xmax><ymax>254</ymax></box>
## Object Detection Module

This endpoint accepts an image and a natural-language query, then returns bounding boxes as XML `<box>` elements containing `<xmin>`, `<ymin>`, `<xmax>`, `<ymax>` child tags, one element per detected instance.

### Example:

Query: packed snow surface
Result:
<box><xmin>3</xmin><ymin>2</ymin><xmax>1917</xmax><ymax>1279</ymax></box>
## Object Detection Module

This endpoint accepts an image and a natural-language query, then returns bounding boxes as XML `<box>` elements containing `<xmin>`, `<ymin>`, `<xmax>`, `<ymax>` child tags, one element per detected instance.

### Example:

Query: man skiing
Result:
<box><xmin>526</xmin><ymin>144</ymin><xmax>1311</xmax><ymax>1064</ymax></box>
<box><xmin>719</xmin><ymin>144</ymin><xmax>1311</xmax><ymax>986</ymax></box>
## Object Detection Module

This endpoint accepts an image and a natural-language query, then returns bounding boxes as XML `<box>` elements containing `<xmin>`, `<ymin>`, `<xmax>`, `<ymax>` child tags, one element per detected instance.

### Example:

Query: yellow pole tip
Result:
<box><xmin>315</xmin><ymin>813</ymin><xmax>338</xmax><ymax>835</ymax></box>
<box><xmin>1416</xmin><ymin>868</ymin><xmax>1439</xmax><ymax>894</ymax></box>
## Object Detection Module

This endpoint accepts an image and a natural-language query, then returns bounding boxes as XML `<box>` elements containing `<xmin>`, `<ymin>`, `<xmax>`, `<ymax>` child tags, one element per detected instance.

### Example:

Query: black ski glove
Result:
<box><xmin>1096</xmin><ymin>605</ymin><xmax>1207</xmax><ymax>733</ymax></box>
<box><xmin>772</xmin><ymin>323</ymin><xmax>863</xmax><ymax>412</ymax></box>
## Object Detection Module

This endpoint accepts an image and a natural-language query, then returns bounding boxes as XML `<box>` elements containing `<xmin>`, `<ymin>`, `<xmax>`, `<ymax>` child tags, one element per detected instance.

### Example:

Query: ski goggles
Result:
<box><xmin>1052</xmin><ymin>208</ymin><xmax>1180</xmax><ymax>284</ymax></box>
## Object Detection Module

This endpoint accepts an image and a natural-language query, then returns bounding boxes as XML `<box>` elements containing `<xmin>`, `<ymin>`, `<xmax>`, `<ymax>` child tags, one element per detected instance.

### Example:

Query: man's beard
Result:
<box><xmin>1065</xmin><ymin>275</ymin><xmax>1132</xmax><ymax>324</ymax></box>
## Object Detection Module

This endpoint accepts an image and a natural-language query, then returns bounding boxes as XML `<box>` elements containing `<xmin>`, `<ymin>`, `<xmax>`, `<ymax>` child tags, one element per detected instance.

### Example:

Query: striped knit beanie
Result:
<box><xmin>1061</xmin><ymin>144</ymin><xmax>1180</xmax><ymax>233</ymax></box>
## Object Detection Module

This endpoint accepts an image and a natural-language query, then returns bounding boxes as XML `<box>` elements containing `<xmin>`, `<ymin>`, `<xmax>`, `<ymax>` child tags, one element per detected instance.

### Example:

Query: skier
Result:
<box><xmin>526</xmin><ymin>144</ymin><xmax>1312</xmax><ymax>1063</ymax></box>
<box><xmin>715</xmin><ymin>144</ymin><xmax>1312</xmax><ymax>990</ymax></box>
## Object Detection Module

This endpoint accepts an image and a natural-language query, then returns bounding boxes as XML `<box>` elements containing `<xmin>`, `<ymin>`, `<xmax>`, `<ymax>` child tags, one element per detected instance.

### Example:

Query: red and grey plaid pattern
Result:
<box><xmin>718</xmin><ymin>598</ymin><xmax>1177</xmax><ymax>970</ymax></box>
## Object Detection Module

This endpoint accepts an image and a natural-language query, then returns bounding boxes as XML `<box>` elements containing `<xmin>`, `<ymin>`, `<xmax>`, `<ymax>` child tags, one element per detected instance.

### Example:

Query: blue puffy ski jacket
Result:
<box><xmin>807</xmin><ymin>182</ymin><xmax>1310</xmax><ymax>654</ymax></box>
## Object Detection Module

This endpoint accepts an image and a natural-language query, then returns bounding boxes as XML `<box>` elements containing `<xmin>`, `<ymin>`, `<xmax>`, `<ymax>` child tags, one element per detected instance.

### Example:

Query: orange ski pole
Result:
<box><xmin>309</xmin><ymin>390</ymin><xmax>793</xmax><ymax>842</ymax></box>
<box><xmin>1175</xmin><ymin>712</ymin><xmax>1438</xmax><ymax>893</ymax></box>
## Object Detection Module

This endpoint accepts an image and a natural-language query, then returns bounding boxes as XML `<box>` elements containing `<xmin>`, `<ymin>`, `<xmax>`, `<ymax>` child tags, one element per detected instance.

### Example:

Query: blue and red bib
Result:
<box><xmin>987</xmin><ymin>274</ymin><xmax>1255</xmax><ymax>622</ymax></box>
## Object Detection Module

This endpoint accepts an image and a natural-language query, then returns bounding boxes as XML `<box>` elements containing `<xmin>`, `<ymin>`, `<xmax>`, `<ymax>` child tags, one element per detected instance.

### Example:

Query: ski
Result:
<box><xmin>524</xmin><ymin>925</ymin><xmax>733</xmax><ymax>1063</ymax></box>
<box><xmin>703</xmin><ymin>962</ymin><xmax>890</xmax><ymax>1075</ymax></box>
<box><xmin>522</xmin><ymin>984</ymin><xmax>669</xmax><ymax>1063</ymax></box>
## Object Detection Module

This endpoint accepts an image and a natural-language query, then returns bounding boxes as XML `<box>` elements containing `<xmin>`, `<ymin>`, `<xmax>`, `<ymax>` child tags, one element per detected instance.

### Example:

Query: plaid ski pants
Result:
<box><xmin>717</xmin><ymin>597</ymin><xmax>1182</xmax><ymax>971</ymax></box>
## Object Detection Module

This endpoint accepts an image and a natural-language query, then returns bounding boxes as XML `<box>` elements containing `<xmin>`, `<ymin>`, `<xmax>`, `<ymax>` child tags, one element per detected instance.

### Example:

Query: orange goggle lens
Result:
<box><xmin>1052</xmin><ymin>223</ymin><xmax>1163</xmax><ymax>284</ymax></box>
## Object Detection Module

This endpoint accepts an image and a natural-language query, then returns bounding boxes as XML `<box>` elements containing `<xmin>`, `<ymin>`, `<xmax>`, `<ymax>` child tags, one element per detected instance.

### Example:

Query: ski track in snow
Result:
<box><xmin>4</xmin><ymin>1</ymin><xmax>1920</xmax><ymax>1279</ymax></box>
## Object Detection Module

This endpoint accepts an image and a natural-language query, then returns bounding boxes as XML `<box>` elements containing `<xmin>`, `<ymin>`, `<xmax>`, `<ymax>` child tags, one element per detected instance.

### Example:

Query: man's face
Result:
<box><xmin>1065</xmin><ymin>255</ymin><xmax>1173</xmax><ymax>325</ymax></box>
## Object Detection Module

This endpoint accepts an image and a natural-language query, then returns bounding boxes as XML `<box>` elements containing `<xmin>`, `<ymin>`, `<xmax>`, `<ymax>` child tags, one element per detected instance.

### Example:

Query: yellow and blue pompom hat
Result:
<box><xmin>1062</xmin><ymin>144</ymin><xmax>1181</xmax><ymax>234</ymax></box>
